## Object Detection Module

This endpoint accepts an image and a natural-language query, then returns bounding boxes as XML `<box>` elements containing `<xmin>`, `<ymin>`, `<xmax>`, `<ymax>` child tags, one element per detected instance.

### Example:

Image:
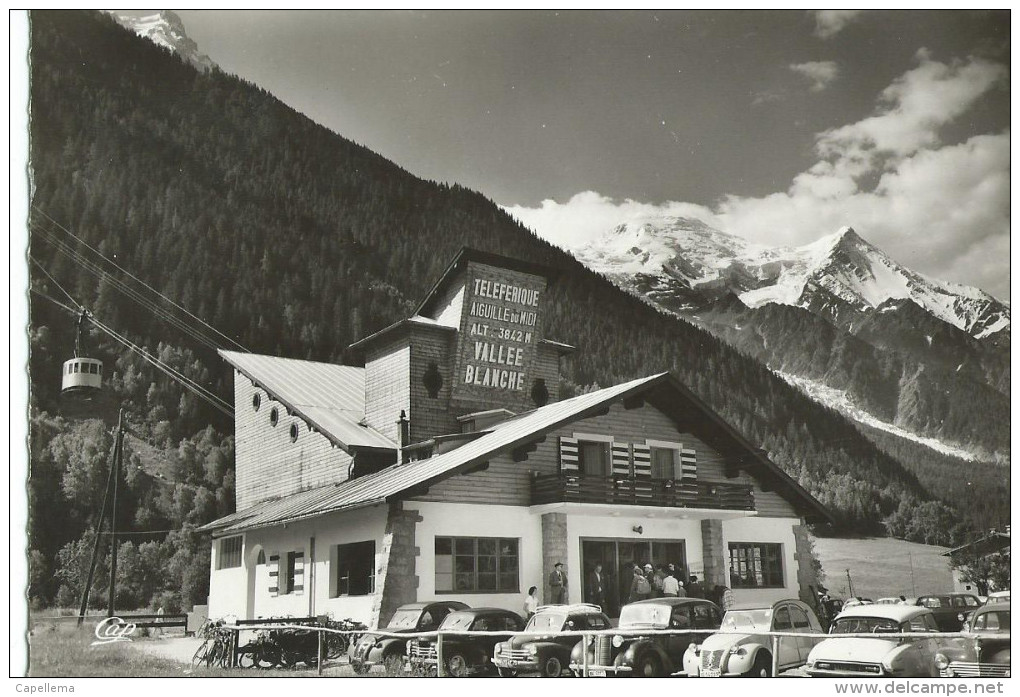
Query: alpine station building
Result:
<box><xmin>201</xmin><ymin>249</ymin><xmax>832</xmax><ymax>627</ymax></box>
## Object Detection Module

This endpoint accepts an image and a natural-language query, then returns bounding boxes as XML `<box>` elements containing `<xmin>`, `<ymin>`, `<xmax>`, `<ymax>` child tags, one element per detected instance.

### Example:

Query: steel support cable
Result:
<box><xmin>33</xmin><ymin>229</ymin><xmax>224</xmax><ymax>352</ymax></box>
<box><xmin>29</xmin><ymin>254</ymin><xmax>82</xmax><ymax>310</ymax></box>
<box><xmin>87</xmin><ymin>315</ymin><xmax>234</xmax><ymax>416</ymax></box>
<box><xmin>31</xmin><ymin>206</ymin><xmax>250</xmax><ymax>352</ymax></box>
<box><xmin>30</xmin><ymin>254</ymin><xmax>234</xmax><ymax>416</ymax></box>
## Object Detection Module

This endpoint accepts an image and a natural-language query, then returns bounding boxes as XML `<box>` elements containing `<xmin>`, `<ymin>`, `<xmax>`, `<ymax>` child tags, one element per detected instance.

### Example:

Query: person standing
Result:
<box><xmin>629</xmin><ymin>565</ymin><xmax>652</xmax><ymax>603</ymax></box>
<box><xmin>687</xmin><ymin>575</ymin><xmax>704</xmax><ymax>599</ymax></box>
<box><xmin>661</xmin><ymin>570</ymin><xmax>680</xmax><ymax>598</ymax></box>
<box><xmin>524</xmin><ymin>586</ymin><xmax>539</xmax><ymax>620</ymax></box>
<box><xmin>588</xmin><ymin>563</ymin><xmax>607</xmax><ymax>609</ymax></box>
<box><xmin>721</xmin><ymin>586</ymin><xmax>734</xmax><ymax>611</ymax></box>
<box><xmin>549</xmin><ymin>562</ymin><xmax>568</xmax><ymax>604</ymax></box>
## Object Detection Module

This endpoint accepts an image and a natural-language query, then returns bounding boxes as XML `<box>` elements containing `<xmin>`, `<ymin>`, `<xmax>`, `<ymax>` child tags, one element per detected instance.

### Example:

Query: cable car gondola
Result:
<box><xmin>61</xmin><ymin>309</ymin><xmax>103</xmax><ymax>396</ymax></box>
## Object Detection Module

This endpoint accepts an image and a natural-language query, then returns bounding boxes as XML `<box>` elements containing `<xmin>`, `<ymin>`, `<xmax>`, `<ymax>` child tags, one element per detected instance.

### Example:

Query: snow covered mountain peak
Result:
<box><xmin>108</xmin><ymin>11</ymin><xmax>216</xmax><ymax>73</ymax></box>
<box><xmin>572</xmin><ymin>216</ymin><xmax>1008</xmax><ymax>339</ymax></box>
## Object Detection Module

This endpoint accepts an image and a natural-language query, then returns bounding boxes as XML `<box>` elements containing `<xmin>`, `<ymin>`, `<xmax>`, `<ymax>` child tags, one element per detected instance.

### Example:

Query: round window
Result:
<box><xmin>252</xmin><ymin>393</ymin><xmax>261</xmax><ymax>411</ymax></box>
<box><xmin>290</xmin><ymin>423</ymin><xmax>299</xmax><ymax>442</ymax></box>
<box><xmin>270</xmin><ymin>407</ymin><xmax>279</xmax><ymax>427</ymax></box>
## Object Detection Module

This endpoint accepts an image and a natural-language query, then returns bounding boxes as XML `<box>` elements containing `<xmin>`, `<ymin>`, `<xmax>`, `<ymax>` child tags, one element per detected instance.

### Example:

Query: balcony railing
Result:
<box><xmin>531</xmin><ymin>473</ymin><xmax>755</xmax><ymax>511</ymax></box>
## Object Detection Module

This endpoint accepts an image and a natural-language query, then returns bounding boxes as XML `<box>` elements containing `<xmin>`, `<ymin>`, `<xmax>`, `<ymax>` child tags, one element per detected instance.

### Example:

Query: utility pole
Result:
<box><xmin>909</xmin><ymin>552</ymin><xmax>916</xmax><ymax>596</ymax></box>
<box><xmin>78</xmin><ymin>409</ymin><xmax>123</xmax><ymax>626</ymax></box>
<box><xmin>845</xmin><ymin>568</ymin><xmax>855</xmax><ymax>598</ymax></box>
<box><xmin>107</xmin><ymin>409</ymin><xmax>124</xmax><ymax>617</ymax></box>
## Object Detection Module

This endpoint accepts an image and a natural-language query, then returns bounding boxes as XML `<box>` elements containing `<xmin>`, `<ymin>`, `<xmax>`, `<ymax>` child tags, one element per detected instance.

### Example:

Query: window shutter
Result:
<box><xmin>268</xmin><ymin>554</ymin><xmax>280</xmax><ymax>596</ymax></box>
<box><xmin>559</xmin><ymin>437</ymin><xmax>579</xmax><ymax>474</ymax></box>
<box><xmin>611</xmin><ymin>442</ymin><xmax>631</xmax><ymax>476</ymax></box>
<box><xmin>292</xmin><ymin>551</ymin><xmax>305</xmax><ymax>594</ymax></box>
<box><xmin>632</xmin><ymin>444</ymin><xmax>651</xmax><ymax>478</ymax></box>
<box><xmin>679</xmin><ymin>448</ymin><xmax>697</xmax><ymax>481</ymax></box>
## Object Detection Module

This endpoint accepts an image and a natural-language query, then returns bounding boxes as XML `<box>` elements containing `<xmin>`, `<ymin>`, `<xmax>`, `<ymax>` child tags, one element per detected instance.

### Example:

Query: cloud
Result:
<box><xmin>812</xmin><ymin>10</ymin><xmax>864</xmax><ymax>39</ymax></box>
<box><xmin>504</xmin><ymin>53</ymin><xmax>1010</xmax><ymax>300</ymax></box>
<box><xmin>790</xmin><ymin>61</ymin><xmax>839</xmax><ymax>92</ymax></box>
<box><xmin>751</xmin><ymin>89</ymin><xmax>785</xmax><ymax>106</ymax></box>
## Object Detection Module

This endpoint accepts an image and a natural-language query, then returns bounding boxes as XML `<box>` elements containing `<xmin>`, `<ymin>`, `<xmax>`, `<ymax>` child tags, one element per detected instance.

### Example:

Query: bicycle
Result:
<box><xmin>191</xmin><ymin>618</ymin><xmax>235</xmax><ymax>670</ymax></box>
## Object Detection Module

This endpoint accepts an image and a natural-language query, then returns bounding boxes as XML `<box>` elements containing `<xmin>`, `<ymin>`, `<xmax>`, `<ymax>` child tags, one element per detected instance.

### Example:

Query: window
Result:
<box><xmin>693</xmin><ymin>604</ymin><xmax>721</xmax><ymax>629</ymax></box>
<box><xmin>670</xmin><ymin>607</ymin><xmax>692</xmax><ymax>629</ymax></box>
<box><xmin>435</xmin><ymin>537</ymin><xmax>519</xmax><ymax>593</ymax></box>
<box><xmin>252</xmin><ymin>393</ymin><xmax>261</xmax><ymax>411</ymax></box>
<box><xmin>270</xmin><ymin>407</ymin><xmax>279</xmax><ymax>426</ymax></box>
<box><xmin>729</xmin><ymin>542</ymin><xmax>784</xmax><ymax>588</ymax></box>
<box><xmin>772</xmin><ymin>606</ymin><xmax>793</xmax><ymax>630</ymax></box>
<box><xmin>218</xmin><ymin>536</ymin><xmax>242</xmax><ymax>569</ymax></box>
<box><xmin>88</xmin><ymin>363</ymin><xmax>99</xmax><ymax>374</ymax></box>
<box><xmin>650</xmin><ymin>446</ymin><xmax>677</xmax><ymax>479</ymax></box>
<box><xmin>578</xmin><ymin>441</ymin><xmax>609</xmax><ymax>477</ymax></box>
<box><xmin>907</xmin><ymin>615</ymin><xmax>933</xmax><ymax>632</ymax></box>
<box><xmin>789</xmin><ymin>605</ymin><xmax>811</xmax><ymax>629</ymax></box>
<box><xmin>256</xmin><ymin>549</ymin><xmax>266</xmax><ymax>565</ymax></box>
<box><xmin>290</xmin><ymin>423</ymin><xmax>299</xmax><ymax>442</ymax></box>
<box><xmin>335</xmin><ymin>541</ymin><xmax>375</xmax><ymax>596</ymax></box>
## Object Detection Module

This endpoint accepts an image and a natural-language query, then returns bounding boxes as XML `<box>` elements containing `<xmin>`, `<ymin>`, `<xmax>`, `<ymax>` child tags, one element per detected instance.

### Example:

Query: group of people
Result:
<box><xmin>524</xmin><ymin>561</ymin><xmax>734</xmax><ymax>620</ymax></box>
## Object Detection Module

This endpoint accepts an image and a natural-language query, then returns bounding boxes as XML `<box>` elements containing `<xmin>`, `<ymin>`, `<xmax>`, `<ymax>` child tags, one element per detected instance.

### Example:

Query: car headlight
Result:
<box><xmin>689</xmin><ymin>643</ymin><xmax>701</xmax><ymax>656</ymax></box>
<box><xmin>958</xmin><ymin>613</ymin><xmax>966</xmax><ymax>622</ymax></box>
<box><xmin>406</xmin><ymin>640</ymin><xmax>413</xmax><ymax>653</ymax></box>
<box><xmin>731</xmin><ymin>647</ymin><xmax>747</xmax><ymax>657</ymax></box>
<box><xmin>934</xmin><ymin>654</ymin><xmax>949</xmax><ymax>670</ymax></box>
<box><xmin>612</xmin><ymin>635</ymin><xmax>623</xmax><ymax>648</ymax></box>
<box><xmin>528</xmin><ymin>645</ymin><xmax>538</xmax><ymax>656</ymax></box>
<box><xmin>495</xmin><ymin>644</ymin><xmax>502</xmax><ymax>654</ymax></box>
<box><xmin>587</xmin><ymin>635</ymin><xmax>595</xmax><ymax>646</ymax></box>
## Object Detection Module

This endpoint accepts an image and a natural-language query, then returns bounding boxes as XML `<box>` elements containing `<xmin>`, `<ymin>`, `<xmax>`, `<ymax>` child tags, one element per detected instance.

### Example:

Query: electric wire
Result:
<box><xmin>33</xmin><ymin>227</ymin><xmax>226</xmax><ymax>353</ymax></box>
<box><xmin>30</xmin><ymin>278</ymin><xmax>234</xmax><ymax>417</ymax></box>
<box><xmin>32</xmin><ymin>205</ymin><xmax>250</xmax><ymax>352</ymax></box>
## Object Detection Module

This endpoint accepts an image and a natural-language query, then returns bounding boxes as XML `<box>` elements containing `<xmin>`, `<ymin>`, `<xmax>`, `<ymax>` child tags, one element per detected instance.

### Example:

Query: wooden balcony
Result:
<box><xmin>530</xmin><ymin>473</ymin><xmax>755</xmax><ymax>512</ymax></box>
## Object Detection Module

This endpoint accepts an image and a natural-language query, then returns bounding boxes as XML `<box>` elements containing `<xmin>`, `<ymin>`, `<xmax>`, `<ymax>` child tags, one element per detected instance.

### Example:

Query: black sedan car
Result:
<box><xmin>493</xmin><ymin>603</ymin><xmax>611</xmax><ymax>677</ymax></box>
<box><xmin>407</xmin><ymin>607</ymin><xmax>525</xmax><ymax>677</ymax></box>
<box><xmin>569</xmin><ymin>598</ymin><xmax>722</xmax><ymax>677</ymax></box>
<box><xmin>915</xmin><ymin>593</ymin><xmax>983</xmax><ymax>632</ymax></box>
<box><xmin>935</xmin><ymin>602</ymin><xmax>1010</xmax><ymax>678</ymax></box>
<box><xmin>350</xmin><ymin>601</ymin><xmax>468</xmax><ymax>674</ymax></box>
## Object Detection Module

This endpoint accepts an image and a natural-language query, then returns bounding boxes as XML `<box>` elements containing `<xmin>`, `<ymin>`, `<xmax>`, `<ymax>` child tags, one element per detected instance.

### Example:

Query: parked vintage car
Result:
<box><xmin>568</xmin><ymin>598</ymin><xmax>721</xmax><ymax>677</ymax></box>
<box><xmin>406</xmin><ymin>607</ymin><xmax>525</xmax><ymax>677</ymax></box>
<box><xmin>914</xmin><ymin>593</ymin><xmax>983</xmax><ymax>632</ymax></box>
<box><xmin>492</xmin><ymin>603</ymin><xmax>610</xmax><ymax>677</ymax></box>
<box><xmin>986</xmin><ymin>591</ymin><xmax>1010</xmax><ymax>605</ymax></box>
<box><xmin>935</xmin><ymin>602</ymin><xmax>1010</xmax><ymax>678</ymax></box>
<box><xmin>805</xmin><ymin>604</ymin><xmax>950</xmax><ymax>677</ymax></box>
<box><xmin>349</xmin><ymin>601</ymin><xmax>468</xmax><ymax>674</ymax></box>
<box><xmin>684</xmin><ymin>599</ymin><xmax>825</xmax><ymax>677</ymax></box>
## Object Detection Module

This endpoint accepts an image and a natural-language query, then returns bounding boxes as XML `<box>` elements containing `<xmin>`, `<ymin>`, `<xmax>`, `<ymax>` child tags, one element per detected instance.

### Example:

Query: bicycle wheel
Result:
<box><xmin>237</xmin><ymin>647</ymin><xmax>257</xmax><ymax>669</ymax></box>
<box><xmin>191</xmin><ymin>641</ymin><xmax>211</xmax><ymax>670</ymax></box>
<box><xmin>255</xmin><ymin>644</ymin><xmax>281</xmax><ymax>669</ymax></box>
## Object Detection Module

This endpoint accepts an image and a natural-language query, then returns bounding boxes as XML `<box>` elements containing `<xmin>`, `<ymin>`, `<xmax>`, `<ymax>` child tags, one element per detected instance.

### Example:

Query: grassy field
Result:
<box><xmin>812</xmin><ymin>535</ymin><xmax>954</xmax><ymax>600</ymax></box>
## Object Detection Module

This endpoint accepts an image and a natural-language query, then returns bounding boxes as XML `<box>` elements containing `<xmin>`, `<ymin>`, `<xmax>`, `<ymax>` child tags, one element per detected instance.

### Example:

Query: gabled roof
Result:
<box><xmin>414</xmin><ymin>247</ymin><xmax>558</xmax><ymax>318</ymax></box>
<box><xmin>219</xmin><ymin>350</ymin><xmax>395</xmax><ymax>452</ymax></box>
<box><xmin>202</xmin><ymin>370</ymin><xmax>834</xmax><ymax>534</ymax></box>
<box><xmin>942</xmin><ymin>531</ymin><xmax>1011</xmax><ymax>558</ymax></box>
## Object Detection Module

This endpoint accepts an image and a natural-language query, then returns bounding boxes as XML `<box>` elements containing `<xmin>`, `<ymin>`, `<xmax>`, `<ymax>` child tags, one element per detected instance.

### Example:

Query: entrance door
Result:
<box><xmin>581</xmin><ymin>538</ymin><xmax>687</xmax><ymax>617</ymax></box>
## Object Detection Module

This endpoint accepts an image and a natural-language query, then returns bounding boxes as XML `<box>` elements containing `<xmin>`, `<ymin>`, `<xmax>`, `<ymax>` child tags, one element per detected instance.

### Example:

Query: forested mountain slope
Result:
<box><xmin>25</xmin><ymin>11</ymin><xmax>1000</xmax><ymax>608</ymax></box>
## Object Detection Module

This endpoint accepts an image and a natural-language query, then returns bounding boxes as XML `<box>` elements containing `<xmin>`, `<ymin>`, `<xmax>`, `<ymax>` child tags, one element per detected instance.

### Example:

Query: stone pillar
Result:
<box><xmin>371</xmin><ymin>502</ymin><xmax>422</xmax><ymax>629</ymax></box>
<box><xmin>701</xmin><ymin>519</ymin><xmax>726</xmax><ymax>590</ymax></box>
<box><xmin>541</xmin><ymin>512</ymin><xmax>568</xmax><ymax>604</ymax></box>
<box><xmin>792</xmin><ymin>522</ymin><xmax>821</xmax><ymax>606</ymax></box>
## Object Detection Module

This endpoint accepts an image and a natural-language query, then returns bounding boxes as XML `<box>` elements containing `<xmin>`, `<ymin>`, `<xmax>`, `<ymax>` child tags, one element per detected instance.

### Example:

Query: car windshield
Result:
<box><xmin>721</xmin><ymin>609</ymin><xmax>772</xmax><ymax>631</ymax></box>
<box><xmin>387</xmin><ymin>609</ymin><xmax>424</xmax><ymax>630</ymax></box>
<box><xmin>831</xmin><ymin>617</ymin><xmax>901</xmax><ymax>634</ymax></box>
<box><xmin>439</xmin><ymin>613</ymin><xmax>475</xmax><ymax>631</ymax></box>
<box><xmin>619</xmin><ymin>604</ymin><xmax>671</xmax><ymax>628</ymax></box>
<box><xmin>526</xmin><ymin>612</ymin><xmax>567</xmax><ymax>632</ymax></box>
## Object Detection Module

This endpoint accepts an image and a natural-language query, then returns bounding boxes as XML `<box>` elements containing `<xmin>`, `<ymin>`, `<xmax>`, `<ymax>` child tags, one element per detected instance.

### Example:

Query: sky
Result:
<box><xmin>148</xmin><ymin>11</ymin><xmax>1008</xmax><ymax>298</ymax></box>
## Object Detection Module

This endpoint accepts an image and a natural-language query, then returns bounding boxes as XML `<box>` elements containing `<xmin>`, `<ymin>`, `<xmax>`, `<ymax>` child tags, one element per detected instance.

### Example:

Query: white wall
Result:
<box><xmin>208</xmin><ymin>505</ymin><xmax>389</xmax><ymax>625</ymax></box>
<box><xmin>722</xmin><ymin>516</ymin><xmax>800</xmax><ymax>605</ymax></box>
<box><xmin>414</xmin><ymin>501</ymin><xmax>544</xmax><ymax>613</ymax></box>
<box><xmin>208</xmin><ymin>538</ymin><xmax>248</xmax><ymax>619</ymax></box>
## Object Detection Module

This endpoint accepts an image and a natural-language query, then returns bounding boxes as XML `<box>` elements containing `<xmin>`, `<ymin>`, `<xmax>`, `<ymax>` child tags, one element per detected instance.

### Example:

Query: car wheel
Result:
<box><xmin>497</xmin><ymin>667</ymin><xmax>518</xmax><ymax>677</ymax></box>
<box><xmin>744</xmin><ymin>652</ymin><xmax>771</xmax><ymax>678</ymax></box>
<box><xmin>383</xmin><ymin>652</ymin><xmax>404</xmax><ymax>675</ymax></box>
<box><xmin>350</xmin><ymin>661</ymin><xmax>370</xmax><ymax>675</ymax></box>
<box><xmin>542</xmin><ymin>656</ymin><xmax>564</xmax><ymax>677</ymax></box>
<box><xmin>636</xmin><ymin>653</ymin><xmax>663</xmax><ymax>677</ymax></box>
<box><xmin>447</xmin><ymin>653</ymin><xmax>470</xmax><ymax>677</ymax></box>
